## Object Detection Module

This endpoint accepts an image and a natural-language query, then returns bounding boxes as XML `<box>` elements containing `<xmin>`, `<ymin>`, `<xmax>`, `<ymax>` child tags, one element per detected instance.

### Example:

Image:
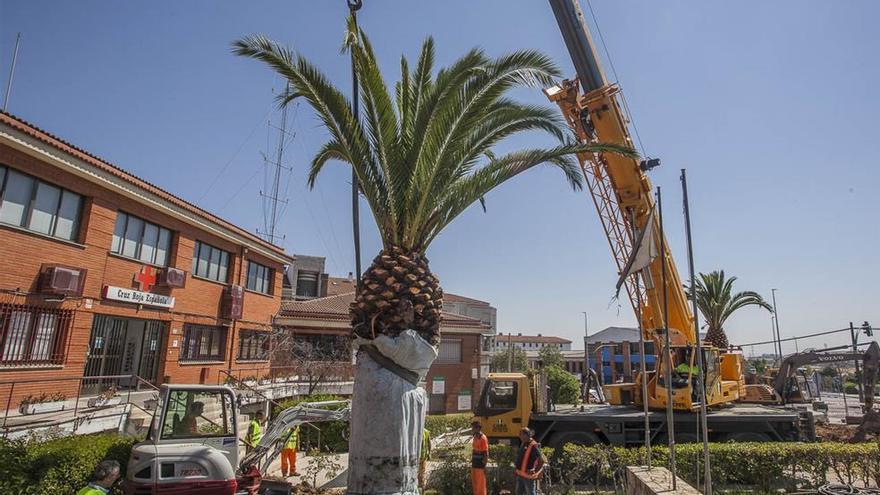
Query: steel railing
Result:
<box><xmin>0</xmin><ymin>373</ymin><xmax>160</xmax><ymax>437</ymax></box>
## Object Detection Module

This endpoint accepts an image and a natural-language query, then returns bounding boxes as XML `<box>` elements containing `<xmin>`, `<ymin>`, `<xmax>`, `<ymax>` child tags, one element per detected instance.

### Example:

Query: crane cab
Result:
<box><xmin>473</xmin><ymin>373</ymin><xmax>537</xmax><ymax>443</ymax></box>
<box><xmin>124</xmin><ymin>385</ymin><xmax>240</xmax><ymax>495</ymax></box>
<box><xmin>605</xmin><ymin>344</ymin><xmax>743</xmax><ymax>411</ymax></box>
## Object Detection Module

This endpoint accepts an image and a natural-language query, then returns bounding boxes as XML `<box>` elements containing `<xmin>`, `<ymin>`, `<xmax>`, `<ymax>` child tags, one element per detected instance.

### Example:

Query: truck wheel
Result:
<box><xmin>549</xmin><ymin>431</ymin><xmax>601</xmax><ymax>449</ymax></box>
<box><xmin>726</xmin><ymin>431</ymin><xmax>771</xmax><ymax>442</ymax></box>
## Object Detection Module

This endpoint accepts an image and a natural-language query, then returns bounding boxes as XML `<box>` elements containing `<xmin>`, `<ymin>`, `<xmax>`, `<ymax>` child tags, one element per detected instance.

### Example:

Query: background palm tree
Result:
<box><xmin>235</xmin><ymin>17</ymin><xmax>634</xmax><ymax>493</ymax></box>
<box><xmin>688</xmin><ymin>270</ymin><xmax>773</xmax><ymax>349</ymax></box>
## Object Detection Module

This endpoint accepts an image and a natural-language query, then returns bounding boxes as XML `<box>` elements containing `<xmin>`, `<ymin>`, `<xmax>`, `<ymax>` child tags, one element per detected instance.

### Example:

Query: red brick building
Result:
<box><xmin>0</xmin><ymin>112</ymin><xmax>292</xmax><ymax>407</ymax></box>
<box><xmin>275</xmin><ymin>277</ymin><xmax>492</xmax><ymax>414</ymax></box>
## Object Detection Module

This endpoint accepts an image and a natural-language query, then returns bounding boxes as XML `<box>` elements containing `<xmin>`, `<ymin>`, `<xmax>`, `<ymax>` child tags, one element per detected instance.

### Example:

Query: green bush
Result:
<box><xmin>425</xmin><ymin>413</ymin><xmax>472</xmax><ymax>436</ymax></box>
<box><xmin>550</xmin><ymin>442</ymin><xmax>880</xmax><ymax>492</ymax></box>
<box><xmin>843</xmin><ymin>381</ymin><xmax>859</xmax><ymax>394</ymax></box>
<box><xmin>546</xmin><ymin>365</ymin><xmax>580</xmax><ymax>405</ymax></box>
<box><xmin>273</xmin><ymin>394</ymin><xmax>349</xmax><ymax>453</ymax></box>
<box><xmin>0</xmin><ymin>433</ymin><xmax>136</xmax><ymax>495</ymax></box>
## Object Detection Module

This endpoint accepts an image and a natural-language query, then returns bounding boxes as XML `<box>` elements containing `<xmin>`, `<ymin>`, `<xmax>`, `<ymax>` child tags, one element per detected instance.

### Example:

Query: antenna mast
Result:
<box><xmin>258</xmin><ymin>85</ymin><xmax>292</xmax><ymax>245</ymax></box>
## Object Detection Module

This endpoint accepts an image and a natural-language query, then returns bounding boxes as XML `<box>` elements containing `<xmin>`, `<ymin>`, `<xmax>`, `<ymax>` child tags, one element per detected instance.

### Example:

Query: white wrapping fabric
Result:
<box><xmin>347</xmin><ymin>330</ymin><xmax>438</xmax><ymax>495</ymax></box>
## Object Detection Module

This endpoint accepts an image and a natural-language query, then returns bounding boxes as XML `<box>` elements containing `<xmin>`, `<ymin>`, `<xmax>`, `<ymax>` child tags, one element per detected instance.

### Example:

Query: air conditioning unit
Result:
<box><xmin>222</xmin><ymin>285</ymin><xmax>244</xmax><ymax>320</ymax></box>
<box><xmin>159</xmin><ymin>267</ymin><xmax>186</xmax><ymax>288</ymax></box>
<box><xmin>39</xmin><ymin>264</ymin><xmax>87</xmax><ymax>297</ymax></box>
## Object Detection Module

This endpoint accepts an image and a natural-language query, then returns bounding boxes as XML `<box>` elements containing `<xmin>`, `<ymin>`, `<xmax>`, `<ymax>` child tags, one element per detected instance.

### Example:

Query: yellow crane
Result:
<box><xmin>544</xmin><ymin>0</ymin><xmax>743</xmax><ymax>411</ymax></box>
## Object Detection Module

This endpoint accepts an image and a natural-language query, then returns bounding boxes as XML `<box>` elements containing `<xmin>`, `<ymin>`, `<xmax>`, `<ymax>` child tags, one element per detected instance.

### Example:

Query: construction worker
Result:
<box><xmin>245</xmin><ymin>410</ymin><xmax>265</xmax><ymax>453</ymax></box>
<box><xmin>471</xmin><ymin>421</ymin><xmax>488</xmax><ymax>495</ymax></box>
<box><xmin>175</xmin><ymin>401</ymin><xmax>204</xmax><ymax>436</ymax></box>
<box><xmin>418</xmin><ymin>427</ymin><xmax>431</xmax><ymax>489</ymax></box>
<box><xmin>281</xmin><ymin>424</ymin><xmax>300</xmax><ymax>477</ymax></box>
<box><xmin>77</xmin><ymin>460</ymin><xmax>120</xmax><ymax>495</ymax></box>
<box><xmin>514</xmin><ymin>427</ymin><xmax>543</xmax><ymax>495</ymax></box>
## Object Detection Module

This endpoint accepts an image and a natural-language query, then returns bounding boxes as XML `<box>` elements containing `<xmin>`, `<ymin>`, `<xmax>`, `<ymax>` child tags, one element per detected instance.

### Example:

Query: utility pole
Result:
<box><xmin>850</xmin><ymin>322</ymin><xmax>864</xmax><ymax>403</ymax></box>
<box><xmin>681</xmin><ymin>169</ymin><xmax>711</xmax><ymax>495</ymax></box>
<box><xmin>771</xmin><ymin>289</ymin><xmax>782</xmax><ymax>360</ymax></box>
<box><xmin>3</xmin><ymin>33</ymin><xmax>22</xmax><ymax>112</ymax></box>
<box><xmin>657</xmin><ymin>186</ymin><xmax>677</xmax><ymax>490</ymax></box>
<box><xmin>347</xmin><ymin>0</ymin><xmax>363</xmax><ymax>291</ymax></box>
<box><xmin>628</xmin><ymin>208</ymin><xmax>651</xmax><ymax>467</ymax></box>
<box><xmin>582</xmin><ymin>311</ymin><xmax>590</xmax><ymax>403</ymax></box>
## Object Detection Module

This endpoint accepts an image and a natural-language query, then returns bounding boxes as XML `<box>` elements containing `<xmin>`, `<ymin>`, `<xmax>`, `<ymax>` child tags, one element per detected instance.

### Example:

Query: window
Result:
<box><xmin>180</xmin><ymin>324</ymin><xmax>227</xmax><ymax>361</ymax></box>
<box><xmin>475</xmin><ymin>380</ymin><xmax>518</xmax><ymax>415</ymax></box>
<box><xmin>0</xmin><ymin>305</ymin><xmax>73</xmax><ymax>365</ymax></box>
<box><xmin>160</xmin><ymin>389</ymin><xmax>234</xmax><ymax>440</ymax></box>
<box><xmin>191</xmin><ymin>241</ymin><xmax>230</xmax><ymax>282</ymax></box>
<box><xmin>246</xmin><ymin>260</ymin><xmax>272</xmax><ymax>294</ymax></box>
<box><xmin>438</xmin><ymin>338</ymin><xmax>462</xmax><ymax>363</ymax></box>
<box><xmin>111</xmin><ymin>212</ymin><xmax>172</xmax><ymax>265</ymax></box>
<box><xmin>0</xmin><ymin>166</ymin><xmax>83</xmax><ymax>241</ymax></box>
<box><xmin>238</xmin><ymin>330</ymin><xmax>269</xmax><ymax>361</ymax></box>
<box><xmin>295</xmin><ymin>271</ymin><xmax>319</xmax><ymax>297</ymax></box>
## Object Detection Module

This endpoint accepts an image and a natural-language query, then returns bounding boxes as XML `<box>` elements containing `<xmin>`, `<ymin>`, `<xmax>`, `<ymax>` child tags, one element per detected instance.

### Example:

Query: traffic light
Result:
<box><xmin>863</xmin><ymin>321</ymin><xmax>873</xmax><ymax>337</ymax></box>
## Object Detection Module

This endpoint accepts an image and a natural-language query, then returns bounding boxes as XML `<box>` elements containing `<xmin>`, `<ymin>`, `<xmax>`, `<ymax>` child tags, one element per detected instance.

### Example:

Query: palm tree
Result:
<box><xmin>688</xmin><ymin>270</ymin><xmax>773</xmax><ymax>349</ymax></box>
<box><xmin>234</xmin><ymin>18</ymin><xmax>634</xmax><ymax>493</ymax></box>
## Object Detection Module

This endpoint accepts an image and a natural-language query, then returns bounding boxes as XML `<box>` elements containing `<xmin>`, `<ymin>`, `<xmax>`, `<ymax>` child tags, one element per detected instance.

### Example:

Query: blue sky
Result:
<box><xmin>2</xmin><ymin>1</ymin><xmax>877</xmax><ymax>355</ymax></box>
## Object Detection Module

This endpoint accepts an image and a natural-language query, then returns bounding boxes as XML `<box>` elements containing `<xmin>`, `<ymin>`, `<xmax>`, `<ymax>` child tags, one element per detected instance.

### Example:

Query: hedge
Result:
<box><xmin>425</xmin><ymin>413</ymin><xmax>471</xmax><ymax>436</ymax></box>
<box><xmin>273</xmin><ymin>394</ymin><xmax>349</xmax><ymax>453</ymax></box>
<box><xmin>0</xmin><ymin>433</ymin><xmax>136</xmax><ymax>495</ymax></box>
<box><xmin>428</xmin><ymin>444</ymin><xmax>555</xmax><ymax>495</ymax></box>
<box><xmin>428</xmin><ymin>442</ymin><xmax>880</xmax><ymax>494</ymax></box>
<box><xmin>552</xmin><ymin>442</ymin><xmax>880</xmax><ymax>493</ymax></box>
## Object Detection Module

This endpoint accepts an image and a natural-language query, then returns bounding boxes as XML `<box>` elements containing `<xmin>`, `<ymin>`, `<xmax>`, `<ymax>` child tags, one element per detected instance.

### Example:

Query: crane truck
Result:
<box><xmin>472</xmin><ymin>0</ymin><xmax>817</xmax><ymax>448</ymax></box>
<box><xmin>123</xmin><ymin>384</ymin><xmax>349</xmax><ymax>495</ymax></box>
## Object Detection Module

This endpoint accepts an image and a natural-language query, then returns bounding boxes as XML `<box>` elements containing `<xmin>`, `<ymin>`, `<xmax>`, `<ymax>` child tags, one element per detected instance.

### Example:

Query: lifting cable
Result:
<box><xmin>584</xmin><ymin>0</ymin><xmax>648</xmax><ymax>158</ymax></box>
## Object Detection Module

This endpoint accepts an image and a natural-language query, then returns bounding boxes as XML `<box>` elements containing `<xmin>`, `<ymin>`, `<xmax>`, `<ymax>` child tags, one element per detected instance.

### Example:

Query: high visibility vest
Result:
<box><xmin>675</xmin><ymin>363</ymin><xmax>699</xmax><ymax>375</ymax></box>
<box><xmin>77</xmin><ymin>486</ymin><xmax>108</xmax><ymax>495</ymax></box>
<box><xmin>247</xmin><ymin>420</ymin><xmax>262</xmax><ymax>447</ymax></box>
<box><xmin>284</xmin><ymin>426</ymin><xmax>300</xmax><ymax>450</ymax></box>
<box><xmin>420</xmin><ymin>428</ymin><xmax>431</xmax><ymax>461</ymax></box>
<box><xmin>515</xmin><ymin>440</ymin><xmax>542</xmax><ymax>480</ymax></box>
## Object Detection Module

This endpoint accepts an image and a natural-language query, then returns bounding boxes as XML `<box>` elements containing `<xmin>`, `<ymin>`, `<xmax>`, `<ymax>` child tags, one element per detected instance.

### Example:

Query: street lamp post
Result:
<box><xmin>771</xmin><ymin>289</ymin><xmax>782</xmax><ymax>360</ymax></box>
<box><xmin>582</xmin><ymin>312</ymin><xmax>590</xmax><ymax>403</ymax></box>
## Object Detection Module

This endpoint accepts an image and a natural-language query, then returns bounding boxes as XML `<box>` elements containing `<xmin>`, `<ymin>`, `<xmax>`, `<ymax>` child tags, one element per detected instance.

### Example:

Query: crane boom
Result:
<box><xmin>545</xmin><ymin>0</ymin><xmax>745</xmax><ymax>411</ymax></box>
<box><xmin>545</xmin><ymin>0</ymin><xmax>693</xmax><ymax>345</ymax></box>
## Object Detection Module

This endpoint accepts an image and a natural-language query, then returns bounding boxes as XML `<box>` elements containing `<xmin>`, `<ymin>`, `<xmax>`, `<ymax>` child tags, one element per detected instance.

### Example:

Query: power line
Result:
<box><xmin>199</xmin><ymin>107</ymin><xmax>273</xmax><ymax>202</ymax></box>
<box><xmin>736</xmin><ymin>327</ymin><xmax>878</xmax><ymax>348</ymax></box>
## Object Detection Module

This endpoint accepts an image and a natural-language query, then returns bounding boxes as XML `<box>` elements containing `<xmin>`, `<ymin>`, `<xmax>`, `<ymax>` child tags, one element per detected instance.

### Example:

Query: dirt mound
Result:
<box><xmin>815</xmin><ymin>423</ymin><xmax>879</xmax><ymax>442</ymax></box>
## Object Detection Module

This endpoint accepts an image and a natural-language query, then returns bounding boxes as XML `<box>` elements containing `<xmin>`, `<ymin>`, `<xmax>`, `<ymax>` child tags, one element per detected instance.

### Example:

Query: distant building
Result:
<box><xmin>282</xmin><ymin>255</ymin><xmax>331</xmax><ymax>301</ymax></box>
<box><xmin>587</xmin><ymin>327</ymin><xmax>655</xmax><ymax>384</ymax></box>
<box><xmin>494</xmin><ymin>333</ymin><xmax>572</xmax><ymax>352</ymax></box>
<box><xmin>443</xmin><ymin>293</ymin><xmax>497</xmax><ymax>332</ymax></box>
<box><xmin>274</xmin><ymin>285</ymin><xmax>493</xmax><ymax>414</ymax></box>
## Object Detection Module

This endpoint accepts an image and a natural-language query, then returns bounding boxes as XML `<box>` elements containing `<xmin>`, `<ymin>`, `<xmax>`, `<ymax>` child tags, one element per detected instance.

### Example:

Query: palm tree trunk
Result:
<box><xmin>346</xmin><ymin>345</ymin><xmax>434</xmax><ymax>494</ymax></box>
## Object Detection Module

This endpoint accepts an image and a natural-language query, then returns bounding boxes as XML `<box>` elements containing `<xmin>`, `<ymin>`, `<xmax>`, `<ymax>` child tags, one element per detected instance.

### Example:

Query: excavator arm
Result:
<box><xmin>239</xmin><ymin>400</ymin><xmax>351</xmax><ymax>474</ymax></box>
<box><xmin>772</xmin><ymin>342</ymin><xmax>880</xmax><ymax>404</ymax></box>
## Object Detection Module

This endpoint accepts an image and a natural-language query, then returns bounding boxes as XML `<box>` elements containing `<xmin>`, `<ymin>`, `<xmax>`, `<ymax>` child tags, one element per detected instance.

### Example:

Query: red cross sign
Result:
<box><xmin>134</xmin><ymin>266</ymin><xmax>157</xmax><ymax>292</ymax></box>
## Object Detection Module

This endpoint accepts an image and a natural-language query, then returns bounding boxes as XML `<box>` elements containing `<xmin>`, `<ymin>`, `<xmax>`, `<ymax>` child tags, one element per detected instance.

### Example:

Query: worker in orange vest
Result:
<box><xmin>470</xmin><ymin>421</ymin><xmax>489</xmax><ymax>495</ymax></box>
<box><xmin>514</xmin><ymin>427</ymin><xmax>544</xmax><ymax>495</ymax></box>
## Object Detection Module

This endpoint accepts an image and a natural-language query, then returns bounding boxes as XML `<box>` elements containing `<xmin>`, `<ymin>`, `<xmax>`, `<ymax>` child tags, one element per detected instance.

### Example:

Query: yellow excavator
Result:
<box><xmin>544</xmin><ymin>0</ymin><xmax>743</xmax><ymax>412</ymax></box>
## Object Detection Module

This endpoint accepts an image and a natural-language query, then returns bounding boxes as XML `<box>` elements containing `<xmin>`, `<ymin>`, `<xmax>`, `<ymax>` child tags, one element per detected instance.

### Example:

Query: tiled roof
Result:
<box><xmin>0</xmin><ymin>110</ymin><xmax>290</xmax><ymax>260</ymax></box>
<box><xmin>325</xmin><ymin>277</ymin><xmax>356</xmax><ymax>296</ymax></box>
<box><xmin>498</xmin><ymin>334</ymin><xmax>572</xmax><ymax>345</ymax></box>
<box><xmin>279</xmin><ymin>291</ymin><xmax>487</xmax><ymax>329</ymax></box>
